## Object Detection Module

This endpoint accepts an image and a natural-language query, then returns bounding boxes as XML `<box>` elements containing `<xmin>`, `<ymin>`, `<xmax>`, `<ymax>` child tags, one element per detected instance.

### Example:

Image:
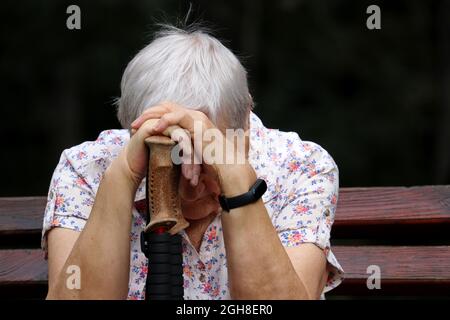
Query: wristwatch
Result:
<box><xmin>219</xmin><ymin>179</ymin><xmax>267</xmax><ymax>212</ymax></box>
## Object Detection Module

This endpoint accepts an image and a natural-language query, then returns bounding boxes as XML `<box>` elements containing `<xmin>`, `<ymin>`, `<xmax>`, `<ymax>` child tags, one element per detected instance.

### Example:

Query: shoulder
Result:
<box><xmin>61</xmin><ymin>129</ymin><xmax>128</xmax><ymax>167</ymax></box>
<box><xmin>250</xmin><ymin>113</ymin><xmax>338</xmax><ymax>183</ymax></box>
<box><xmin>54</xmin><ymin>129</ymin><xmax>129</xmax><ymax>187</ymax></box>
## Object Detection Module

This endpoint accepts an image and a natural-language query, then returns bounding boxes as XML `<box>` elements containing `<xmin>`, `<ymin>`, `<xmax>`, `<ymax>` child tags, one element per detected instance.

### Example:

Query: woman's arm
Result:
<box><xmin>130</xmin><ymin>102</ymin><xmax>329</xmax><ymax>299</ymax></box>
<box><xmin>218</xmin><ymin>164</ymin><xmax>328</xmax><ymax>299</ymax></box>
<box><xmin>46</xmin><ymin>157</ymin><xmax>137</xmax><ymax>299</ymax></box>
<box><xmin>46</xmin><ymin>116</ymin><xmax>194</xmax><ymax>299</ymax></box>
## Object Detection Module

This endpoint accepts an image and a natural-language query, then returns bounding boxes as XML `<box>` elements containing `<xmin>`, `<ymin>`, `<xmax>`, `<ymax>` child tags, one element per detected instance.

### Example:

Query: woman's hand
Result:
<box><xmin>113</xmin><ymin>116</ymin><xmax>190</xmax><ymax>190</ymax></box>
<box><xmin>112</xmin><ymin>102</ymin><xmax>210</xmax><ymax>191</ymax></box>
<box><xmin>130</xmin><ymin>102</ymin><xmax>214</xmax><ymax>185</ymax></box>
<box><xmin>130</xmin><ymin>102</ymin><xmax>256</xmax><ymax>196</ymax></box>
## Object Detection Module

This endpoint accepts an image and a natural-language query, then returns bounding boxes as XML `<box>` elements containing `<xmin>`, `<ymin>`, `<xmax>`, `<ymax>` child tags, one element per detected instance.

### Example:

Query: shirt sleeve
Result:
<box><xmin>273</xmin><ymin>141</ymin><xmax>344</xmax><ymax>294</ymax></box>
<box><xmin>41</xmin><ymin>149</ymin><xmax>96</xmax><ymax>258</ymax></box>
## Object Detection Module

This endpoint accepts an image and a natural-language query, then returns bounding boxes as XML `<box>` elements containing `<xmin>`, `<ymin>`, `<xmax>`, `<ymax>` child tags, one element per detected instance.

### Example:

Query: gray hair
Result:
<box><xmin>115</xmin><ymin>25</ymin><xmax>252</xmax><ymax>130</ymax></box>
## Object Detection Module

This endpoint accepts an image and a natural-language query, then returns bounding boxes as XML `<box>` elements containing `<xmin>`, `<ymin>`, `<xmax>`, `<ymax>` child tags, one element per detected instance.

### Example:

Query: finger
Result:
<box><xmin>130</xmin><ymin>105</ymin><xmax>171</xmax><ymax>128</ymax></box>
<box><xmin>154</xmin><ymin>110</ymin><xmax>201</xmax><ymax>135</ymax></box>
<box><xmin>163</xmin><ymin>125</ymin><xmax>186</xmax><ymax>138</ymax></box>
<box><xmin>182</xmin><ymin>163</ymin><xmax>193</xmax><ymax>180</ymax></box>
<box><xmin>133</xmin><ymin>101</ymin><xmax>181</xmax><ymax>127</ymax></box>
<box><xmin>138</xmin><ymin>119</ymin><xmax>160</xmax><ymax>139</ymax></box>
<box><xmin>190</xmin><ymin>164</ymin><xmax>201</xmax><ymax>187</ymax></box>
<box><xmin>139</xmin><ymin>119</ymin><xmax>184</xmax><ymax>141</ymax></box>
<box><xmin>131</xmin><ymin>111</ymin><xmax>164</xmax><ymax>129</ymax></box>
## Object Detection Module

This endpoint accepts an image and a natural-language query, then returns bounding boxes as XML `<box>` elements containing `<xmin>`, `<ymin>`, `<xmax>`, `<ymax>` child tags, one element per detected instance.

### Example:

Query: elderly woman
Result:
<box><xmin>42</xmin><ymin>26</ymin><xmax>343</xmax><ymax>300</ymax></box>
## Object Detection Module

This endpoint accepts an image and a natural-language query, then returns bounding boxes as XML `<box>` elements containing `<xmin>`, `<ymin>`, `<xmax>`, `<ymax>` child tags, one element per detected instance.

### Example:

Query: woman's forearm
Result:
<box><xmin>219</xmin><ymin>164</ymin><xmax>311</xmax><ymax>299</ymax></box>
<box><xmin>47</xmin><ymin>159</ymin><xmax>137</xmax><ymax>299</ymax></box>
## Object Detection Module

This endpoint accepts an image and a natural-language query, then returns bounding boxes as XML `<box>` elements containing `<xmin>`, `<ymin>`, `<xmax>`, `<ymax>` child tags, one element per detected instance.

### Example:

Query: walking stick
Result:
<box><xmin>140</xmin><ymin>135</ymin><xmax>189</xmax><ymax>300</ymax></box>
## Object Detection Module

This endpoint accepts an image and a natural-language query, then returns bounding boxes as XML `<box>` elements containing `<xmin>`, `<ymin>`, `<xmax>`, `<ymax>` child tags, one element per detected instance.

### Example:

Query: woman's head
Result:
<box><xmin>116</xmin><ymin>25</ymin><xmax>252</xmax><ymax>131</ymax></box>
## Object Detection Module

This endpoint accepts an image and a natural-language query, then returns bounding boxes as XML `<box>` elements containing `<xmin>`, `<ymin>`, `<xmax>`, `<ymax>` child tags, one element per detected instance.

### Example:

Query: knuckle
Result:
<box><xmin>142</xmin><ymin>119</ymin><xmax>158</xmax><ymax>131</ymax></box>
<box><xmin>160</xmin><ymin>113</ymin><xmax>171</xmax><ymax>122</ymax></box>
<box><xmin>195</xmin><ymin>110</ymin><xmax>208</xmax><ymax>120</ymax></box>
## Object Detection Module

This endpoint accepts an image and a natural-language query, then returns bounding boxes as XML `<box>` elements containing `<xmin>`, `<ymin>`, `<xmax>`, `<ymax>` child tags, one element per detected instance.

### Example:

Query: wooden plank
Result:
<box><xmin>1</xmin><ymin>246</ymin><xmax>449</xmax><ymax>297</ymax></box>
<box><xmin>330</xmin><ymin>246</ymin><xmax>450</xmax><ymax>295</ymax></box>
<box><xmin>0</xmin><ymin>197</ymin><xmax>46</xmax><ymax>236</ymax></box>
<box><xmin>333</xmin><ymin>246</ymin><xmax>450</xmax><ymax>280</ymax></box>
<box><xmin>335</xmin><ymin>186</ymin><xmax>450</xmax><ymax>227</ymax></box>
<box><xmin>0</xmin><ymin>249</ymin><xmax>47</xmax><ymax>284</ymax></box>
<box><xmin>333</xmin><ymin>186</ymin><xmax>450</xmax><ymax>239</ymax></box>
<box><xmin>1</xmin><ymin>185</ymin><xmax>449</xmax><ymax>240</ymax></box>
<box><xmin>0</xmin><ymin>249</ymin><xmax>48</xmax><ymax>299</ymax></box>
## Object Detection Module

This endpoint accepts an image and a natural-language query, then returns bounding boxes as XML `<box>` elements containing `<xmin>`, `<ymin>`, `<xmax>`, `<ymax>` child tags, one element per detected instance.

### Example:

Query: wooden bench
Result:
<box><xmin>1</xmin><ymin>185</ymin><xmax>449</xmax><ymax>299</ymax></box>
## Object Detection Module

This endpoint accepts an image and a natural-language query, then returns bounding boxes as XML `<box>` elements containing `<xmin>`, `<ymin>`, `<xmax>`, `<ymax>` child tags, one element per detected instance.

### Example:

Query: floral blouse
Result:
<box><xmin>42</xmin><ymin>112</ymin><xmax>344</xmax><ymax>299</ymax></box>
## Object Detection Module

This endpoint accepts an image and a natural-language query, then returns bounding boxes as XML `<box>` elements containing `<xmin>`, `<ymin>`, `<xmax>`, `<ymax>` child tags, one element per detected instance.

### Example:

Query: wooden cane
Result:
<box><xmin>141</xmin><ymin>135</ymin><xmax>189</xmax><ymax>300</ymax></box>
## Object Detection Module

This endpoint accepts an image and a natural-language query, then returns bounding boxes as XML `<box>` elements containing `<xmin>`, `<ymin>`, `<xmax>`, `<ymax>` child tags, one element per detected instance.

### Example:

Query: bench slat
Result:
<box><xmin>0</xmin><ymin>197</ymin><xmax>46</xmax><ymax>236</ymax></box>
<box><xmin>0</xmin><ymin>249</ymin><xmax>47</xmax><ymax>284</ymax></box>
<box><xmin>1</xmin><ymin>186</ymin><xmax>450</xmax><ymax>240</ymax></box>
<box><xmin>336</xmin><ymin>186</ymin><xmax>450</xmax><ymax>226</ymax></box>
<box><xmin>1</xmin><ymin>246</ymin><xmax>449</xmax><ymax>298</ymax></box>
<box><xmin>333</xmin><ymin>246</ymin><xmax>450</xmax><ymax>280</ymax></box>
<box><xmin>331</xmin><ymin>245</ymin><xmax>450</xmax><ymax>295</ymax></box>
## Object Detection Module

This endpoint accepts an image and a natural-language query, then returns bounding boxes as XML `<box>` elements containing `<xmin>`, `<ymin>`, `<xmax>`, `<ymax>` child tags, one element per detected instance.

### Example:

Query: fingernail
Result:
<box><xmin>131</xmin><ymin>119</ymin><xmax>138</xmax><ymax>127</ymax></box>
<box><xmin>191</xmin><ymin>175</ymin><xmax>198</xmax><ymax>186</ymax></box>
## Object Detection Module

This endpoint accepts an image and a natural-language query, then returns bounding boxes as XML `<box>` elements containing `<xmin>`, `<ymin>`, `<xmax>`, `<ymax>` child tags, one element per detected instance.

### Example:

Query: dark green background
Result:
<box><xmin>1</xmin><ymin>0</ymin><xmax>448</xmax><ymax>196</ymax></box>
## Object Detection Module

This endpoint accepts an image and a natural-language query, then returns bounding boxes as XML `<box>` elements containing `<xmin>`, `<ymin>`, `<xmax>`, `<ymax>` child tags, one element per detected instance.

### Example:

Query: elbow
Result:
<box><xmin>46</xmin><ymin>282</ymin><xmax>60</xmax><ymax>300</ymax></box>
<box><xmin>46</xmin><ymin>282</ymin><xmax>80</xmax><ymax>300</ymax></box>
<box><xmin>46</xmin><ymin>291</ymin><xmax>59</xmax><ymax>300</ymax></box>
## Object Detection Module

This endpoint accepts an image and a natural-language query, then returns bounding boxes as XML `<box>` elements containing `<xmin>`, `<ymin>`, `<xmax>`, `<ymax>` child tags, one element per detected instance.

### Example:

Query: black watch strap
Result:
<box><xmin>219</xmin><ymin>179</ymin><xmax>267</xmax><ymax>212</ymax></box>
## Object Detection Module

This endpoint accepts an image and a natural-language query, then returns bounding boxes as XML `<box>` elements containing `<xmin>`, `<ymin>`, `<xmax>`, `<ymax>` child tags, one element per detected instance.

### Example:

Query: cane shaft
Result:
<box><xmin>143</xmin><ymin>135</ymin><xmax>187</xmax><ymax>301</ymax></box>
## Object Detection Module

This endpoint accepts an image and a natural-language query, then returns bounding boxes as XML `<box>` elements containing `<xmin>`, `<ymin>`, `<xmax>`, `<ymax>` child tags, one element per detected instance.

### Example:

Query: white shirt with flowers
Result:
<box><xmin>42</xmin><ymin>112</ymin><xmax>344</xmax><ymax>299</ymax></box>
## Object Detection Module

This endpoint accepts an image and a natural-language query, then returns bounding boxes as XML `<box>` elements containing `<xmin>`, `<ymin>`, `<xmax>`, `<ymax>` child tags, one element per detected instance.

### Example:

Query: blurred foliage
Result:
<box><xmin>0</xmin><ymin>0</ymin><xmax>448</xmax><ymax>196</ymax></box>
